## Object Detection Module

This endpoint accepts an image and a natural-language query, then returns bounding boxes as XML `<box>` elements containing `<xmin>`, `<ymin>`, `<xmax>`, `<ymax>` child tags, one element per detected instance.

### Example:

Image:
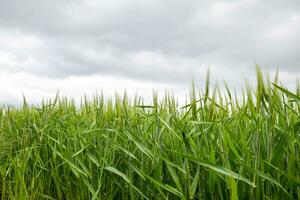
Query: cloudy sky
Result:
<box><xmin>0</xmin><ymin>0</ymin><xmax>299</xmax><ymax>105</ymax></box>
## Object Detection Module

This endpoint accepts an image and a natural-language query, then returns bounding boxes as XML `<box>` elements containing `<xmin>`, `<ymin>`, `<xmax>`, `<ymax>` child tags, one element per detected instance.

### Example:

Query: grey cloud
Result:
<box><xmin>0</xmin><ymin>0</ymin><xmax>299</xmax><ymax>83</ymax></box>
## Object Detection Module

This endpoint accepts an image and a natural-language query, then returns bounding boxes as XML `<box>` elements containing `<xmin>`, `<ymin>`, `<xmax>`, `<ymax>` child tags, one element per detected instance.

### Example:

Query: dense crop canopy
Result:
<box><xmin>0</xmin><ymin>68</ymin><xmax>299</xmax><ymax>199</ymax></box>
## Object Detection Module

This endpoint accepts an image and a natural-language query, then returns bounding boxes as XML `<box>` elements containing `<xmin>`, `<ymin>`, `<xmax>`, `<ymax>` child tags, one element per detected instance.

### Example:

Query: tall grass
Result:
<box><xmin>0</xmin><ymin>68</ymin><xmax>299</xmax><ymax>199</ymax></box>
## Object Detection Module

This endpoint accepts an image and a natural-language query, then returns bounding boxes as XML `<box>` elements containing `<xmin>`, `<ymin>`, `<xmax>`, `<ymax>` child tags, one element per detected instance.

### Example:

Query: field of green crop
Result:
<box><xmin>0</xmin><ymin>68</ymin><xmax>299</xmax><ymax>200</ymax></box>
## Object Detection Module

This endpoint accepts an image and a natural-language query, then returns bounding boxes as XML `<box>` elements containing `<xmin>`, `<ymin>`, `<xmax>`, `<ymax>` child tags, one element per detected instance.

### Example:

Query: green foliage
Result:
<box><xmin>0</xmin><ymin>68</ymin><xmax>299</xmax><ymax>199</ymax></box>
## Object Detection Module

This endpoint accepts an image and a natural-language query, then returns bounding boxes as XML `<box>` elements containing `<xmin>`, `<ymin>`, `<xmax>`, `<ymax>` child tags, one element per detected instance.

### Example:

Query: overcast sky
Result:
<box><xmin>0</xmin><ymin>0</ymin><xmax>299</xmax><ymax>105</ymax></box>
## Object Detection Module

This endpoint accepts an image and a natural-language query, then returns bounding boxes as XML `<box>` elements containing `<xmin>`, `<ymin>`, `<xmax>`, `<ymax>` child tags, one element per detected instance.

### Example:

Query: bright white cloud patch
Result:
<box><xmin>0</xmin><ymin>72</ymin><xmax>190</xmax><ymax>106</ymax></box>
<box><xmin>210</xmin><ymin>0</ymin><xmax>251</xmax><ymax>18</ymax></box>
<box><xmin>1</xmin><ymin>68</ymin><xmax>297</xmax><ymax>107</ymax></box>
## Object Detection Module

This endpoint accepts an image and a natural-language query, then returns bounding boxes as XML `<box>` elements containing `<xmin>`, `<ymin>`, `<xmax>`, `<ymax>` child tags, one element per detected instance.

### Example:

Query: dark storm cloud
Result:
<box><xmin>0</xmin><ymin>0</ymin><xmax>299</xmax><ymax>83</ymax></box>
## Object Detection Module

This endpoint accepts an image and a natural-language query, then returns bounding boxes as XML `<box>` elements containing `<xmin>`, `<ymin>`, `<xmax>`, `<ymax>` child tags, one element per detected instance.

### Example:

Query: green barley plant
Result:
<box><xmin>0</xmin><ymin>67</ymin><xmax>299</xmax><ymax>199</ymax></box>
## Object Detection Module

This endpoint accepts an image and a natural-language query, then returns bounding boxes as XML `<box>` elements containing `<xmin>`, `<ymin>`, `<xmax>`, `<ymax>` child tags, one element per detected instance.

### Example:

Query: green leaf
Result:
<box><xmin>105</xmin><ymin>166</ymin><xmax>149</xmax><ymax>199</ymax></box>
<box><xmin>273</xmin><ymin>83</ymin><xmax>300</xmax><ymax>102</ymax></box>
<box><xmin>171</xmin><ymin>151</ymin><xmax>255</xmax><ymax>187</ymax></box>
<box><xmin>105</xmin><ymin>166</ymin><xmax>130</xmax><ymax>184</ymax></box>
<box><xmin>49</xmin><ymin>145</ymin><xmax>88</xmax><ymax>178</ymax></box>
<box><xmin>144</xmin><ymin>174</ymin><xmax>184</xmax><ymax>198</ymax></box>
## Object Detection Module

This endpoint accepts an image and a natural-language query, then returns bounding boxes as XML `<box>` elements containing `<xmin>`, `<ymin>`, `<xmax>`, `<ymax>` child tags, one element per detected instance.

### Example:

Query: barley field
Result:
<box><xmin>0</xmin><ymin>69</ymin><xmax>299</xmax><ymax>200</ymax></box>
